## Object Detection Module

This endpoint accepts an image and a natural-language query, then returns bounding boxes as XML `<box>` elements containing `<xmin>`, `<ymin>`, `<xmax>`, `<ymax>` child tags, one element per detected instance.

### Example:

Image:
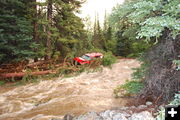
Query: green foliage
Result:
<box><xmin>109</xmin><ymin>0</ymin><xmax>180</xmax><ymax>57</ymax></box>
<box><xmin>92</xmin><ymin>15</ymin><xmax>106</xmax><ymax>50</ymax></box>
<box><xmin>0</xmin><ymin>81</ymin><xmax>5</xmax><ymax>86</ymax></box>
<box><xmin>132</xmin><ymin>58</ymin><xmax>149</xmax><ymax>80</ymax></box>
<box><xmin>173</xmin><ymin>59</ymin><xmax>180</xmax><ymax>71</ymax></box>
<box><xmin>0</xmin><ymin>0</ymin><xmax>86</xmax><ymax>63</ymax></box>
<box><xmin>122</xmin><ymin>81</ymin><xmax>144</xmax><ymax>94</ymax></box>
<box><xmin>138</xmin><ymin>16</ymin><xmax>180</xmax><ymax>40</ymax></box>
<box><xmin>0</xmin><ymin>0</ymin><xmax>36</xmax><ymax>63</ymax></box>
<box><xmin>114</xmin><ymin>80</ymin><xmax>144</xmax><ymax>97</ymax></box>
<box><xmin>102</xmin><ymin>52</ymin><xmax>117</xmax><ymax>66</ymax></box>
<box><xmin>50</xmin><ymin>0</ymin><xmax>86</xmax><ymax>58</ymax></box>
<box><xmin>156</xmin><ymin>92</ymin><xmax>180</xmax><ymax>120</ymax></box>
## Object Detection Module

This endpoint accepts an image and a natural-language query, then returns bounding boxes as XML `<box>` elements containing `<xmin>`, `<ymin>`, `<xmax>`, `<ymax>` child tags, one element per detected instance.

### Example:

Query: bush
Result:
<box><xmin>114</xmin><ymin>80</ymin><xmax>144</xmax><ymax>98</ymax></box>
<box><xmin>132</xmin><ymin>58</ymin><xmax>149</xmax><ymax>81</ymax></box>
<box><xmin>102</xmin><ymin>52</ymin><xmax>117</xmax><ymax>66</ymax></box>
<box><xmin>122</xmin><ymin>81</ymin><xmax>144</xmax><ymax>94</ymax></box>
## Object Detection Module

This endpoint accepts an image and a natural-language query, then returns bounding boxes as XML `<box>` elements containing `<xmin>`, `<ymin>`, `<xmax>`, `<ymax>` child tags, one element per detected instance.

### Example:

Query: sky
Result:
<box><xmin>79</xmin><ymin>0</ymin><xmax>125</xmax><ymax>24</ymax></box>
<box><xmin>37</xmin><ymin>0</ymin><xmax>125</xmax><ymax>25</ymax></box>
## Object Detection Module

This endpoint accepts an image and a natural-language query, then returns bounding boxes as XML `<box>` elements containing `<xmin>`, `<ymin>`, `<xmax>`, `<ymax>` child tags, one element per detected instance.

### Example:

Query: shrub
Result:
<box><xmin>102</xmin><ymin>52</ymin><xmax>117</xmax><ymax>66</ymax></box>
<box><xmin>132</xmin><ymin>60</ymin><xmax>149</xmax><ymax>81</ymax></box>
<box><xmin>114</xmin><ymin>80</ymin><xmax>144</xmax><ymax>97</ymax></box>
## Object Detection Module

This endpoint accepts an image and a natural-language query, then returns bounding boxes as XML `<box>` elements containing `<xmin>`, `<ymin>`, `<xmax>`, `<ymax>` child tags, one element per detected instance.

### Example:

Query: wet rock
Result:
<box><xmin>100</xmin><ymin>110</ymin><xmax>111</xmax><ymax>119</ymax></box>
<box><xmin>73</xmin><ymin>112</ymin><xmax>103</xmax><ymax>120</ymax></box>
<box><xmin>130</xmin><ymin>106</ymin><xmax>136</xmax><ymax>109</ymax></box>
<box><xmin>112</xmin><ymin>113</ymin><xmax>128</xmax><ymax>120</ymax></box>
<box><xmin>109</xmin><ymin>110</ymin><xmax>117</xmax><ymax>118</ymax></box>
<box><xmin>138</xmin><ymin>105</ymin><xmax>147</xmax><ymax>109</ymax></box>
<box><xmin>121</xmin><ymin>107</ymin><xmax>128</xmax><ymax>110</ymax></box>
<box><xmin>64</xmin><ymin>114</ymin><xmax>73</xmax><ymax>120</ymax></box>
<box><xmin>128</xmin><ymin>111</ymin><xmax>154</xmax><ymax>120</ymax></box>
<box><xmin>146</xmin><ymin>102</ymin><xmax>153</xmax><ymax>106</ymax></box>
<box><xmin>51</xmin><ymin>118</ymin><xmax>63</xmax><ymax>120</ymax></box>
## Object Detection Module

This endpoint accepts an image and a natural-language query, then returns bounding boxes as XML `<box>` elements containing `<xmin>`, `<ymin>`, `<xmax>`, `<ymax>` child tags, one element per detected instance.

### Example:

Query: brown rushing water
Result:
<box><xmin>0</xmin><ymin>59</ymin><xmax>140</xmax><ymax>120</ymax></box>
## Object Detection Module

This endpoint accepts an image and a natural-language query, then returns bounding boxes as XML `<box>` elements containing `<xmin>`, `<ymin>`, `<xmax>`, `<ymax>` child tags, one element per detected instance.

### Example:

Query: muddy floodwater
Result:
<box><xmin>0</xmin><ymin>59</ymin><xmax>140</xmax><ymax>120</ymax></box>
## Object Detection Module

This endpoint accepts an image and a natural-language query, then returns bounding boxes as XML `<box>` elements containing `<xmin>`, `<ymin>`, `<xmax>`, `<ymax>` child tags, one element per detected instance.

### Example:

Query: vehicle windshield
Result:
<box><xmin>81</xmin><ymin>55</ymin><xmax>91</xmax><ymax>60</ymax></box>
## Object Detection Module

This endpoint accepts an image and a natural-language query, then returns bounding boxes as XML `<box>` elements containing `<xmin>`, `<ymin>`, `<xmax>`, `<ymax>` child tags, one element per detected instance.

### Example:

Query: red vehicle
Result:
<box><xmin>74</xmin><ymin>53</ymin><xmax>103</xmax><ymax>65</ymax></box>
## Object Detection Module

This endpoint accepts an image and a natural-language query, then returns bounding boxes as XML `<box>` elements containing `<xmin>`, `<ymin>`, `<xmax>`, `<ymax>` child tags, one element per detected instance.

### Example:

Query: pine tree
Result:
<box><xmin>92</xmin><ymin>13</ymin><xmax>106</xmax><ymax>50</ymax></box>
<box><xmin>103</xmin><ymin>10</ymin><xmax>108</xmax><ymax>33</ymax></box>
<box><xmin>0</xmin><ymin>0</ymin><xmax>35</xmax><ymax>63</ymax></box>
<box><xmin>52</xmin><ymin>0</ymin><xmax>86</xmax><ymax>58</ymax></box>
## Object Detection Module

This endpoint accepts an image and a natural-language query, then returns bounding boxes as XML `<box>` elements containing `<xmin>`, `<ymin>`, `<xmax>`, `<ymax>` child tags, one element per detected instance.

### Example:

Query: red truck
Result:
<box><xmin>74</xmin><ymin>53</ymin><xmax>103</xmax><ymax>65</ymax></box>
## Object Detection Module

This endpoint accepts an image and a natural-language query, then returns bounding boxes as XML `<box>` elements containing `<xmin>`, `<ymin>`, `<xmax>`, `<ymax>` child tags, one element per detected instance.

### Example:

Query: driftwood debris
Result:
<box><xmin>0</xmin><ymin>57</ymin><xmax>102</xmax><ymax>80</ymax></box>
<box><xmin>0</xmin><ymin>70</ymin><xmax>54</xmax><ymax>78</ymax></box>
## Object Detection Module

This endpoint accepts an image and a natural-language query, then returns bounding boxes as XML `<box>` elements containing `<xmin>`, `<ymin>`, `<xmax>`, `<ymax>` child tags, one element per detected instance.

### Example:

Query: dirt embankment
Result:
<box><xmin>0</xmin><ymin>59</ymin><xmax>140</xmax><ymax>120</ymax></box>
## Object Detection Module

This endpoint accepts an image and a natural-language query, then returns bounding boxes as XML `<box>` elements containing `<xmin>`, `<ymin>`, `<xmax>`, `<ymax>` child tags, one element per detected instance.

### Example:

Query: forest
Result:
<box><xmin>0</xmin><ymin>0</ymin><xmax>180</xmax><ymax>119</ymax></box>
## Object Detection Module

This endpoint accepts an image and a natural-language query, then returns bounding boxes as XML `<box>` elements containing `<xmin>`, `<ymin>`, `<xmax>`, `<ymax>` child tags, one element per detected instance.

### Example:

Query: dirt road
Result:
<box><xmin>0</xmin><ymin>59</ymin><xmax>140</xmax><ymax>120</ymax></box>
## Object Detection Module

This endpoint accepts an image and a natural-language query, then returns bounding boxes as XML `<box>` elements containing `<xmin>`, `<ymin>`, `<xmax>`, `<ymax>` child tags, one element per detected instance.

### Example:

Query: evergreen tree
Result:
<box><xmin>0</xmin><ymin>0</ymin><xmax>35</xmax><ymax>63</ymax></box>
<box><xmin>52</xmin><ymin>0</ymin><xmax>86</xmax><ymax>58</ymax></box>
<box><xmin>92</xmin><ymin>13</ymin><xmax>106</xmax><ymax>50</ymax></box>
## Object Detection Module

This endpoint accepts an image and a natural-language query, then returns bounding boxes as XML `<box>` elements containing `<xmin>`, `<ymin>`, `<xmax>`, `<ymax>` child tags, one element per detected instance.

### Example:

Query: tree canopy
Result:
<box><xmin>109</xmin><ymin>0</ymin><xmax>180</xmax><ymax>102</ymax></box>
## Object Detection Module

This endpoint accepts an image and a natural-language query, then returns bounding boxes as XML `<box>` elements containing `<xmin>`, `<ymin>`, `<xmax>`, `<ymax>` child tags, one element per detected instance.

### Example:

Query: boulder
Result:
<box><xmin>73</xmin><ymin>112</ymin><xmax>103</xmax><ymax>120</ymax></box>
<box><xmin>146</xmin><ymin>102</ymin><xmax>153</xmax><ymax>106</ymax></box>
<box><xmin>128</xmin><ymin>111</ymin><xmax>155</xmax><ymax>120</ymax></box>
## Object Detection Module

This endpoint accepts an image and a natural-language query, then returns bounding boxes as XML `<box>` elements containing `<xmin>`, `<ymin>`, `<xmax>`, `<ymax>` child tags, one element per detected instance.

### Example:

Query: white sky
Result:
<box><xmin>79</xmin><ymin>0</ymin><xmax>124</xmax><ymax>24</ymax></box>
<box><xmin>37</xmin><ymin>0</ymin><xmax>125</xmax><ymax>26</ymax></box>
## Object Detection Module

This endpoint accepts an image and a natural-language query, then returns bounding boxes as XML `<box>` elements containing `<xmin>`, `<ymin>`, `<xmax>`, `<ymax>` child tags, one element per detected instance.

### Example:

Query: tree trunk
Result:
<box><xmin>45</xmin><ymin>0</ymin><xmax>53</xmax><ymax>60</ymax></box>
<box><xmin>33</xmin><ymin>0</ymin><xmax>39</xmax><ymax>62</ymax></box>
<box><xmin>0</xmin><ymin>70</ymin><xmax>53</xmax><ymax>78</ymax></box>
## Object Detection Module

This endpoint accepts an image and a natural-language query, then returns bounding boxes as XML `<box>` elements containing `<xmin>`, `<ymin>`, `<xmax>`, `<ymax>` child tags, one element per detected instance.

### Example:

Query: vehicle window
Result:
<box><xmin>81</xmin><ymin>55</ymin><xmax>91</xmax><ymax>60</ymax></box>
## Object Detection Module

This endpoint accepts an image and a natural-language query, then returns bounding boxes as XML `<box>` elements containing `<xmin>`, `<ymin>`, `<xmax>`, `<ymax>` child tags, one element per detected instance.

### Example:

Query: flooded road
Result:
<box><xmin>0</xmin><ymin>59</ymin><xmax>140</xmax><ymax>120</ymax></box>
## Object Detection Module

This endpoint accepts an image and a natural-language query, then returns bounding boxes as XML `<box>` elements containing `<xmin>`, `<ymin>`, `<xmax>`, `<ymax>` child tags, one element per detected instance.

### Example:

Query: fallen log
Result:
<box><xmin>0</xmin><ymin>70</ymin><xmax>54</xmax><ymax>78</ymax></box>
<box><xmin>27</xmin><ymin>61</ymin><xmax>47</xmax><ymax>67</ymax></box>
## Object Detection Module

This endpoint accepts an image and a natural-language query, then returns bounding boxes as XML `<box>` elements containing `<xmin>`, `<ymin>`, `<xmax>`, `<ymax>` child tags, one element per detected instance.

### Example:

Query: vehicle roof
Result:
<box><xmin>85</xmin><ymin>53</ymin><xmax>103</xmax><ymax>57</ymax></box>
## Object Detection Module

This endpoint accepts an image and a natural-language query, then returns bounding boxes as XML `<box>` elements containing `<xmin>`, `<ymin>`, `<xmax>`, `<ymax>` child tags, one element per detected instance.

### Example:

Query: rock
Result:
<box><xmin>73</xmin><ymin>112</ymin><xmax>103</xmax><ymax>120</ymax></box>
<box><xmin>100</xmin><ymin>110</ymin><xmax>111</xmax><ymax>119</ymax></box>
<box><xmin>51</xmin><ymin>118</ymin><xmax>63</xmax><ymax>120</ymax></box>
<box><xmin>64</xmin><ymin>114</ymin><xmax>73</xmax><ymax>120</ymax></box>
<box><xmin>121</xmin><ymin>107</ymin><xmax>128</xmax><ymax>110</ymax></box>
<box><xmin>146</xmin><ymin>102</ymin><xmax>153</xmax><ymax>106</ymax></box>
<box><xmin>109</xmin><ymin>110</ymin><xmax>117</xmax><ymax>118</ymax></box>
<box><xmin>138</xmin><ymin>105</ymin><xmax>147</xmax><ymax>109</ymax></box>
<box><xmin>130</xmin><ymin>106</ymin><xmax>136</xmax><ymax>109</ymax></box>
<box><xmin>128</xmin><ymin>111</ymin><xmax>155</xmax><ymax>120</ymax></box>
<box><xmin>112</xmin><ymin>113</ymin><xmax>128</xmax><ymax>120</ymax></box>
<box><xmin>121</xmin><ymin>112</ymin><xmax>131</xmax><ymax>118</ymax></box>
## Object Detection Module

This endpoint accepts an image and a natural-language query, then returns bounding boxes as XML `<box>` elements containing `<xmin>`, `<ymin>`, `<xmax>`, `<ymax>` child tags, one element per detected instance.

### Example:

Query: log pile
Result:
<box><xmin>0</xmin><ymin>59</ymin><xmax>68</xmax><ymax>79</ymax></box>
<box><xmin>0</xmin><ymin>58</ymin><xmax>102</xmax><ymax>80</ymax></box>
